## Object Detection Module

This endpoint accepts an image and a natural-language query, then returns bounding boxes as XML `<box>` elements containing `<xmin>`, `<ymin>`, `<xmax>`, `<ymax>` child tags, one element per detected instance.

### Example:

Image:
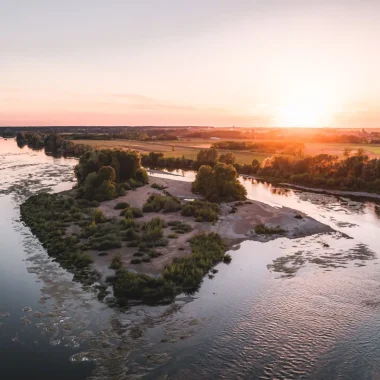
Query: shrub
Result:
<box><xmin>254</xmin><ymin>224</ymin><xmax>286</xmax><ymax>235</ymax></box>
<box><xmin>130</xmin><ymin>207</ymin><xmax>143</xmax><ymax>218</ymax></box>
<box><xmin>143</xmin><ymin>194</ymin><xmax>182</xmax><ymax>213</ymax></box>
<box><xmin>114</xmin><ymin>202</ymin><xmax>130</xmax><ymax>210</ymax></box>
<box><xmin>110</xmin><ymin>254</ymin><xmax>123</xmax><ymax>270</ymax></box>
<box><xmin>120</xmin><ymin>208</ymin><xmax>133</xmax><ymax>218</ymax></box>
<box><xmin>151</xmin><ymin>183</ymin><xmax>167</xmax><ymax>190</ymax></box>
<box><xmin>130</xmin><ymin>258</ymin><xmax>142</xmax><ymax>264</ymax></box>
<box><xmin>93</xmin><ymin>209</ymin><xmax>105</xmax><ymax>223</ymax></box>
<box><xmin>168</xmin><ymin>220</ymin><xmax>193</xmax><ymax>233</ymax></box>
<box><xmin>181</xmin><ymin>200</ymin><xmax>220</xmax><ymax>222</ymax></box>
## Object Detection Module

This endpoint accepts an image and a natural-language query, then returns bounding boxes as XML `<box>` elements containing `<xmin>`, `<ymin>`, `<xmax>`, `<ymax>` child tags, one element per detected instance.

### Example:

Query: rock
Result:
<box><xmin>98</xmin><ymin>251</ymin><xmax>109</xmax><ymax>256</ymax></box>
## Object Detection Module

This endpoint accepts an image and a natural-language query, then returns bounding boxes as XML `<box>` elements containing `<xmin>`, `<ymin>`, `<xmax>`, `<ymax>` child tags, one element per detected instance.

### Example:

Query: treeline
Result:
<box><xmin>141</xmin><ymin>149</ymin><xmax>261</xmax><ymax>174</ymax></box>
<box><xmin>260</xmin><ymin>152</ymin><xmax>380</xmax><ymax>192</ymax></box>
<box><xmin>16</xmin><ymin>132</ymin><xmax>92</xmax><ymax>157</ymax></box>
<box><xmin>212</xmin><ymin>141</ymin><xmax>305</xmax><ymax>156</ymax></box>
<box><xmin>142</xmin><ymin>147</ymin><xmax>380</xmax><ymax>194</ymax></box>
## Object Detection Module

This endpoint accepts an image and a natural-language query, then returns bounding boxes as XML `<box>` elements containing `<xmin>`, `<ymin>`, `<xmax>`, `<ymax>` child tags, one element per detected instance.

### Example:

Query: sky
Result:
<box><xmin>1</xmin><ymin>0</ymin><xmax>380</xmax><ymax>128</ymax></box>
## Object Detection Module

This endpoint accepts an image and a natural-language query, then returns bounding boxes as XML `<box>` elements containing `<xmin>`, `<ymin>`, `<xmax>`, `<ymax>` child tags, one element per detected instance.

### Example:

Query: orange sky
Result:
<box><xmin>1</xmin><ymin>1</ymin><xmax>380</xmax><ymax>128</ymax></box>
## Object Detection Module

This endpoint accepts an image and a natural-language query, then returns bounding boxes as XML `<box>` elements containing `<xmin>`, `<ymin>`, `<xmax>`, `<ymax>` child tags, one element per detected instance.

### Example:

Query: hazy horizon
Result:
<box><xmin>1</xmin><ymin>0</ymin><xmax>380</xmax><ymax>128</ymax></box>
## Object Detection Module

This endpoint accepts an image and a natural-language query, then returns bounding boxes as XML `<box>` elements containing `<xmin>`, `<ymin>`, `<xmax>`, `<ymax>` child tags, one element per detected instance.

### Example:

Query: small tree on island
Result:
<box><xmin>192</xmin><ymin>163</ymin><xmax>247</xmax><ymax>202</ymax></box>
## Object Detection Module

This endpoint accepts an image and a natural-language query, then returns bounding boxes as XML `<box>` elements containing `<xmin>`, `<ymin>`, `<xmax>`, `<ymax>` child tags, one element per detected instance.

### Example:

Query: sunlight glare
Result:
<box><xmin>275</xmin><ymin>87</ymin><xmax>335</xmax><ymax>128</ymax></box>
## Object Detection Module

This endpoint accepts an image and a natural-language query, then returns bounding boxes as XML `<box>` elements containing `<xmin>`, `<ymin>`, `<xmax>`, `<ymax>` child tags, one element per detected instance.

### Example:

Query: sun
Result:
<box><xmin>275</xmin><ymin>88</ymin><xmax>335</xmax><ymax>128</ymax></box>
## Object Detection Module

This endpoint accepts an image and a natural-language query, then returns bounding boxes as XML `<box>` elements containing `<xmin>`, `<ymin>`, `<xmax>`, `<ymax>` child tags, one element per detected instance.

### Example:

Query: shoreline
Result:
<box><xmin>239</xmin><ymin>174</ymin><xmax>380</xmax><ymax>201</ymax></box>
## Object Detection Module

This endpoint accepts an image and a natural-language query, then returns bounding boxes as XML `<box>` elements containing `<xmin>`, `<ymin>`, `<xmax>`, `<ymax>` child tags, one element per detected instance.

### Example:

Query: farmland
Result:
<box><xmin>73</xmin><ymin>139</ymin><xmax>270</xmax><ymax>164</ymax></box>
<box><xmin>74</xmin><ymin>138</ymin><xmax>380</xmax><ymax>164</ymax></box>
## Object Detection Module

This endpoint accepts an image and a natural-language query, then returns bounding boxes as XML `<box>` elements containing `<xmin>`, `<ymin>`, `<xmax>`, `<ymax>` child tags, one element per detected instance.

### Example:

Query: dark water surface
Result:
<box><xmin>2</xmin><ymin>139</ymin><xmax>380</xmax><ymax>379</ymax></box>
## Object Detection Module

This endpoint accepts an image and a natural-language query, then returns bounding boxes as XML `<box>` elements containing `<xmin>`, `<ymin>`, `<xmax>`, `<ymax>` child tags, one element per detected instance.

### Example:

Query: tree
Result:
<box><xmin>219</xmin><ymin>152</ymin><xmax>236</xmax><ymax>165</ymax></box>
<box><xmin>192</xmin><ymin>163</ymin><xmax>246</xmax><ymax>202</ymax></box>
<box><xmin>343</xmin><ymin>147</ymin><xmax>352</xmax><ymax>158</ymax></box>
<box><xmin>356</xmin><ymin>148</ymin><xmax>366</xmax><ymax>157</ymax></box>
<box><xmin>196</xmin><ymin>148</ymin><xmax>218</xmax><ymax>167</ymax></box>
<box><xmin>251</xmin><ymin>159</ymin><xmax>260</xmax><ymax>173</ymax></box>
<box><xmin>192</xmin><ymin>165</ymin><xmax>215</xmax><ymax>195</ymax></box>
<box><xmin>97</xmin><ymin>166</ymin><xmax>116</xmax><ymax>184</ymax></box>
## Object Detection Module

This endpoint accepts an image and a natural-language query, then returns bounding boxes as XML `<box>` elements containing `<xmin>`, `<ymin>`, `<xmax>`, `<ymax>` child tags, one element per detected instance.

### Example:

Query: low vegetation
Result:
<box><xmin>143</xmin><ymin>194</ymin><xmax>182</xmax><ymax>213</ymax></box>
<box><xmin>112</xmin><ymin>232</ymin><xmax>228</xmax><ymax>303</ymax></box>
<box><xmin>254</xmin><ymin>224</ymin><xmax>286</xmax><ymax>235</ymax></box>
<box><xmin>181</xmin><ymin>200</ymin><xmax>220</xmax><ymax>222</ymax></box>
<box><xmin>20</xmin><ymin>193</ymin><xmax>100</xmax><ymax>284</ymax></box>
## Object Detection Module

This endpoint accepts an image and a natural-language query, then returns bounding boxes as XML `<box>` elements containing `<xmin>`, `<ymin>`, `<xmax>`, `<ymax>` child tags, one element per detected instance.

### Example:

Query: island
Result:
<box><xmin>21</xmin><ymin>148</ymin><xmax>331</xmax><ymax>305</ymax></box>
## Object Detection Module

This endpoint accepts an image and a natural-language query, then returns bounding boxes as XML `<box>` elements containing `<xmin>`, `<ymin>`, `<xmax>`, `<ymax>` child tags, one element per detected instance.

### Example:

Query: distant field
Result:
<box><xmin>74</xmin><ymin>139</ymin><xmax>380</xmax><ymax>164</ymax></box>
<box><xmin>74</xmin><ymin>139</ymin><xmax>269</xmax><ymax>164</ymax></box>
<box><xmin>304</xmin><ymin>143</ymin><xmax>380</xmax><ymax>157</ymax></box>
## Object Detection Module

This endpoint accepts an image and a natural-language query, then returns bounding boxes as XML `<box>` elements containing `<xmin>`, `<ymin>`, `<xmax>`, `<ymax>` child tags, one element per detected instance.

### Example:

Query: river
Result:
<box><xmin>1</xmin><ymin>138</ymin><xmax>380</xmax><ymax>379</ymax></box>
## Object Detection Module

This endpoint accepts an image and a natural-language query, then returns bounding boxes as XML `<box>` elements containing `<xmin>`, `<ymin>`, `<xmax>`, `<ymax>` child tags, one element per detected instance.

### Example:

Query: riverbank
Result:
<box><xmin>239</xmin><ymin>173</ymin><xmax>380</xmax><ymax>201</ymax></box>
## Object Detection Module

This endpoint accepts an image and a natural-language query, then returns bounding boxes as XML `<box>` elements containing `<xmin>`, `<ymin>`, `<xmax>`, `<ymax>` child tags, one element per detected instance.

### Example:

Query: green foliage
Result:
<box><xmin>113</xmin><ymin>232</ymin><xmax>227</xmax><ymax>303</ymax></box>
<box><xmin>143</xmin><ymin>194</ymin><xmax>182</xmax><ymax>213</ymax></box>
<box><xmin>196</xmin><ymin>148</ymin><xmax>218</xmax><ymax>167</ymax></box>
<box><xmin>20</xmin><ymin>193</ymin><xmax>99</xmax><ymax>286</ymax></box>
<box><xmin>93</xmin><ymin>209</ymin><xmax>105</xmax><ymax>223</ymax></box>
<box><xmin>219</xmin><ymin>152</ymin><xmax>236</xmax><ymax>165</ymax></box>
<box><xmin>110</xmin><ymin>254</ymin><xmax>123</xmax><ymax>270</ymax></box>
<box><xmin>192</xmin><ymin>163</ymin><xmax>247</xmax><ymax>202</ymax></box>
<box><xmin>130</xmin><ymin>207</ymin><xmax>143</xmax><ymax>218</ymax></box>
<box><xmin>167</xmin><ymin>220</ymin><xmax>193</xmax><ymax>233</ymax></box>
<box><xmin>181</xmin><ymin>200</ymin><xmax>220</xmax><ymax>222</ymax></box>
<box><xmin>254</xmin><ymin>224</ymin><xmax>286</xmax><ymax>235</ymax></box>
<box><xmin>258</xmin><ymin>153</ymin><xmax>380</xmax><ymax>193</ymax></box>
<box><xmin>151</xmin><ymin>183</ymin><xmax>167</xmax><ymax>190</ymax></box>
<box><xmin>114</xmin><ymin>202</ymin><xmax>130</xmax><ymax>210</ymax></box>
<box><xmin>75</xmin><ymin>149</ymin><xmax>146</xmax><ymax>201</ymax></box>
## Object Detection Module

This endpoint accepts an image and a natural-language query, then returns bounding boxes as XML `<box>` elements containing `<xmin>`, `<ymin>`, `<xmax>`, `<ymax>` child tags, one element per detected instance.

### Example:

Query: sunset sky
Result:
<box><xmin>1</xmin><ymin>0</ymin><xmax>380</xmax><ymax>128</ymax></box>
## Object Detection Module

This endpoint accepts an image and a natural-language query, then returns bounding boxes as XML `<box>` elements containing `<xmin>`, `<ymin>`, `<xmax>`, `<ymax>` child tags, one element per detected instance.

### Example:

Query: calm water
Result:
<box><xmin>2</xmin><ymin>139</ymin><xmax>380</xmax><ymax>379</ymax></box>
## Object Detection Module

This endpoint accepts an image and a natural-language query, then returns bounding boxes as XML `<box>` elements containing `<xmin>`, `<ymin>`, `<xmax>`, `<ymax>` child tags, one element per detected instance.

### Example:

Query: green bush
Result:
<box><xmin>110</xmin><ymin>254</ymin><xmax>123</xmax><ymax>270</ymax></box>
<box><xmin>114</xmin><ymin>202</ymin><xmax>130</xmax><ymax>210</ymax></box>
<box><xmin>181</xmin><ymin>200</ymin><xmax>220</xmax><ymax>222</ymax></box>
<box><xmin>131</xmin><ymin>207</ymin><xmax>143</xmax><ymax>218</ymax></box>
<box><xmin>93</xmin><ymin>209</ymin><xmax>105</xmax><ymax>223</ymax></box>
<box><xmin>151</xmin><ymin>183</ymin><xmax>167</xmax><ymax>190</ymax></box>
<box><xmin>143</xmin><ymin>194</ymin><xmax>181</xmax><ymax>213</ymax></box>
<box><xmin>254</xmin><ymin>224</ymin><xmax>286</xmax><ymax>235</ymax></box>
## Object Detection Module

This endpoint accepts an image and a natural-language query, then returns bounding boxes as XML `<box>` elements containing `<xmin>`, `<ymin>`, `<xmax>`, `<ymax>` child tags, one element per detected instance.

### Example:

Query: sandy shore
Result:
<box><xmin>88</xmin><ymin>176</ymin><xmax>332</xmax><ymax>279</ymax></box>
